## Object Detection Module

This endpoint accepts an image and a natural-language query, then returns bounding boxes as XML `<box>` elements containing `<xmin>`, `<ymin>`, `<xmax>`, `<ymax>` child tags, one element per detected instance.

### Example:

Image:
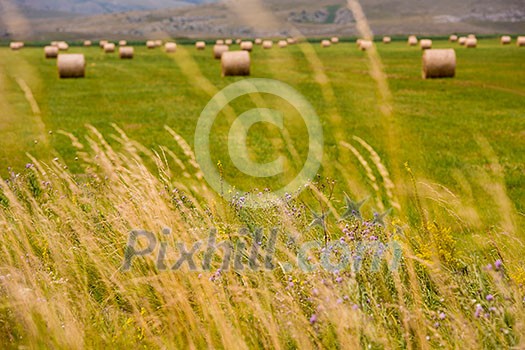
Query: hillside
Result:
<box><xmin>12</xmin><ymin>0</ymin><xmax>208</xmax><ymax>15</ymax></box>
<box><xmin>1</xmin><ymin>0</ymin><xmax>524</xmax><ymax>40</ymax></box>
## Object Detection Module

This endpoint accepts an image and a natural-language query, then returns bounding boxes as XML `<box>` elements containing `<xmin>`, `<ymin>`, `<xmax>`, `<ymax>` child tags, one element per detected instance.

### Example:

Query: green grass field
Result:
<box><xmin>1</xmin><ymin>39</ymin><xmax>524</xmax><ymax>223</ymax></box>
<box><xmin>0</xmin><ymin>39</ymin><xmax>524</xmax><ymax>348</ymax></box>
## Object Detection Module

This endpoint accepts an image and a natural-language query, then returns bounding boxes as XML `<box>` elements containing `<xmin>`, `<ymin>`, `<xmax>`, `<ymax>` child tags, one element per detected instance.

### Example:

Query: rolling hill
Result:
<box><xmin>1</xmin><ymin>0</ymin><xmax>524</xmax><ymax>40</ymax></box>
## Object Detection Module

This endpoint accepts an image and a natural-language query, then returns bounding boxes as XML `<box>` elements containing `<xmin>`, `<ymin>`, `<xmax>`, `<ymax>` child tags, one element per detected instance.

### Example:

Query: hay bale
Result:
<box><xmin>154</xmin><ymin>40</ymin><xmax>163</xmax><ymax>47</ymax></box>
<box><xmin>240</xmin><ymin>41</ymin><xmax>253</xmax><ymax>52</ymax></box>
<box><xmin>468</xmin><ymin>34</ymin><xmax>476</xmax><ymax>39</ymax></box>
<box><xmin>216</xmin><ymin>39</ymin><xmax>225</xmax><ymax>45</ymax></box>
<box><xmin>262</xmin><ymin>40</ymin><xmax>273</xmax><ymax>49</ymax></box>
<box><xmin>383</xmin><ymin>36</ymin><xmax>392</xmax><ymax>44</ymax></box>
<box><xmin>331</xmin><ymin>37</ymin><xmax>339</xmax><ymax>44</ymax></box>
<box><xmin>196</xmin><ymin>41</ymin><xmax>206</xmax><ymax>50</ymax></box>
<box><xmin>119</xmin><ymin>46</ymin><xmax>134</xmax><ymax>59</ymax></box>
<box><xmin>10</xmin><ymin>42</ymin><xmax>23</xmax><ymax>50</ymax></box>
<box><xmin>255</xmin><ymin>38</ymin><xmax>262</xmax><ymax>45</ymax></box>
<box><xmin>236</xmin><ymin>39</ymin><xmax>242</xmax><ymax>45</ymax></box>
<box><xmin>99</xmin><ymin>40</ymin><xmax>108</xmax><ymax>48</ymax></box>
<box><xmin>104</xmin><ymin>43</ymin><xmax>116</xmax><ymax>53</ymax></box>
<box><xmin>213</xmin><ymin>44</ymin><xmax>229</xmax><ymax>59</ymax></box>
<box><xmin>517</xmin><ymin>36</ymin><xmax>525</xmax><ymax>47</ymax></box>
<box><xmin>359</xmin><ymin>40</ymin><xmax>373</xmax><ymax>51</ymax></box>
<box><xmin>84</xmin><ymin>40</ymin><xmax>92</xmax><ymax>47</ymax></box>
<box><xmin>44</xmin><ymin>46</ymin><xmax>59</xmax><ymax>59</ymax></box>
<box><xmin>58</xmin><ymin>42</ymin><xmax>69</xmax><ymax>51</ymax></box>
<box><xmin>500</xmin><ymin>36</ymin><xmax>511</xmax><ymax>45</ymax></box>
<box><xmin>146</xmin><ymin>40</ymin><xmax>156</xmax><ymax>49</ymax></box>
<box><xmin>408</xmin><ymin>35</ymin><xmax>418</xmax><ymax>46</ymax></box>
<box><xmin>278</xmin><ymin>40</ymin><xmax>288</xmax><ymax>48</ymax></box>
<box><xmin>165</xmin><ymin>42</ymin><xmax>177</xmax><ymax>53</ymax></box>
<box><xmin>119</xmin><ymin>40</ymin><xmax>127</xmax><ymax>46</ymax></box>
<box><xmin>465</xmin><ymin>38</ymin><xmax>477</xmax><ymax>48</ymax></box>
<box><xmin>356</xmin><ymin>39</ymin><xmax>363</xmax><ymax>46</ymax></box>
<box><xmin>57</xmin><ymin>54</ymin><xmax>85</xmax><ymax>78</ymax></box>
<box><xmin>422</xmin><ymin>49</ymin><xmax>455</xmax><ymax>79</ymax></box>
<box><xmin>221</xmin><ymin>51</ymin><xmax>250</xmax><ymax>76</ymax></box>
<box><xmin>225</xmin><ymin>39</ymin><xmax>233</xmax><ymax>45</ymax></box>
<box><xmin>321</xmin><ymin>40</ymin><xmax>331</xmax><ymax>48</ymax></box>
<box><xmin>449</xmin><ymin>35</ymin><xmax>458</xmax><ymax>42</ymax></box>
<box><xmin>458</xmin><ymin>37</ymin><xmax>467</xmax><ymax>45</ymax></box>
<box><xmin>420</xmin><ymin>39</ymin><xmax>432</xmax><ymax>50</ymax></box>
<box><xmin>51</xmin><ymin>41</ymin><xmax>59</xmax><ymax>47</ymax></box>
<box><xmin>287</xmin><ymin>38</ymin><xmax>296</xmax><ymax>44</ymax></box>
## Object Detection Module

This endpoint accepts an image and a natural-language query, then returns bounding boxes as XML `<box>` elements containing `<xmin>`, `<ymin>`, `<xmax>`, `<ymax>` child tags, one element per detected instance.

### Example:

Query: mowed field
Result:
<box><xmin>0</xmin><ymin>39</ymin><xmax>523</xmax><ymax>226</ymax></box>
<box><xmin>0</xmin><ymin>39</ymin><xmax>525</xmax><ymax>348</ymax></box>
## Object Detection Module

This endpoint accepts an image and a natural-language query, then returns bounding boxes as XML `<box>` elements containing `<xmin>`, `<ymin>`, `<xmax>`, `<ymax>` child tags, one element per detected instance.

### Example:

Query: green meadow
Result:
<box><xmin>0</xmin><ymin>39</ymin><xmax>524</xmax><ymax>348</ymax></box>
<box><xmin>1</xmin><ymin>39</ymin><xmax>523</xmax><ymax>223</ymax></box>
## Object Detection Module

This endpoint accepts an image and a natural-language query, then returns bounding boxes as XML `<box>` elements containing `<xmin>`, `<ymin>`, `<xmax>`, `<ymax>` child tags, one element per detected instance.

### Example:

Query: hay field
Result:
<box><xmin>0</xmin><ymin>38</ymin><xmax>524</xmax><ymax>348</ymax></box>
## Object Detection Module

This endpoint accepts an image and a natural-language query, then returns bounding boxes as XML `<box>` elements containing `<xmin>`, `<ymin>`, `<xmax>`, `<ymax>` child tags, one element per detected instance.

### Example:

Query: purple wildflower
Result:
<box><xmin>309</xmin><ymin>314</ymin><xmax>317</xmax><ymax>324</ymax></box>
<box><xmin>494</xmin><ymin>260</ymin><xmax>503</xmax><ymax>270</ymax></box>
<box><xmin>475</xmin><ymin>304</ymin><xmax>483</xmax><ymax>318</ymax></box>
<box><xmin>486</xmin><ymin>294</ymin><xmax>494</xmax><ymax>302</ymax></box>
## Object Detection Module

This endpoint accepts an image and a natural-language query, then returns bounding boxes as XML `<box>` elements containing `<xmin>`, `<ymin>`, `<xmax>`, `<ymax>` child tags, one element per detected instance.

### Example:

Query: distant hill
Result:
<box><xmin>11</xmin><ymin>0</ymin><xmax>210</xmax><ymax>15</ymax></box>
<box><xmin>1</xmin><ymin>0</ymin><xmax>524</xmax><ymax>40</ymax></box>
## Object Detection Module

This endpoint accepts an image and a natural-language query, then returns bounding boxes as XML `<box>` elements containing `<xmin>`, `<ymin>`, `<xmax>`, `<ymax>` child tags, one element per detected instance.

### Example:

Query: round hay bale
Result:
<box><xmin>154</xmin><ymin>40</ymin><xmax>163</xmax><ymax>47</ymax></box>
<box><xmin>83</xmin><ymin>40</ymin><xmax>92</xmax><ymax>47</ymax></box>
<box><xmin>221</xmin><ymin>51</ymin><xmax>250</xmax><ymax>76</ymax></box>
<box><xmin>196</xmin><ymin>41</ymin><xmax>206</xmax><ymax>50</ymax></box>
<box><xmin>278</xmin><ymin>40</ymin><xmax>288</xmax><ymax>48</ymax></box>
<box><xmin>119</xmin><ymin>40</ymin><xmax>127</xmax><ymax>46</ymax></box>
<box><xmin>331</xmin><ymin>37</ymin><xmax>339</xmax><ymax>44</ymax></box>
<box><xmin>236</xmin><ymin>39</ymin><xmax>242</xmax><ymax>45</ymax></box>
<box><xmin>240</xmin><ymin>41</ymin><xmax>253</xmax><ymax>51</ymax></box>
<box><xmin>44</xmin><ymin>46</ymin><xmax>59</xmax><ymax>59</ymax></box>
<box><xmin>255</xmin><ymin>38</ymin><xmax>262</xmax><ymax>45</ymax></box>
<box><xmin>458</xmin><ymin>37</ymin><xmax>467</xmax><ymax>45</ymax></box>
<box><xmin>104</xmin><ymin>43</ymin><xmax>116</xmax><ymax>53</ymax></box>
<box><xmin>500</xmin><ymin>36</ymin><xmax>511</xmax><ymax>45</ymax></box>
<box><xmin>119</xmin><ymin>46</ymin><xmax>134</xmax><ymax>59</ymax></box>
<box><xmin>57</xmin><ymin>54</ymin><xmax>85</xmax><ymax>78</ymax></box>
<box><xmin>262</xmin><ymin>40</ymin><xmax>273</xmax><ymax>49</ymax></box>
<box><xmin>146</xmin><ymin>40</ymin><xmax>156</xmax><ymax>49</ymax></box>
<box><xmin>465</xmin><ymin>38</ymin><xmax>477</xmax><ymax>48</ymax></box>
<box><xmin>449</xmin><ymin>35</ymin><xmax>458</xmax><ymax>42</ymax></box>
<box><xmin>517</xmin><ymin>36</ymin><xmax>525</xmax><ymax>47</ymax></box>
<box><xmin>321</xmin><ymin>40</ymin><xmax>331</xmax><ymax>48</ymax></box>
<box><xmin>10</xmin><ymin>42</ymin><xmax>23</xmax><ymax>50</ymax></box>
<box><xmin>420</xmin><ymin>39</ymin><xmax>432</xmax><ymax>50</ymax></box>
<box><xmin>216</xmin><ymin>39</ymin><xmax>225</xmax><ymax>45</ymax></box>
<box><xmin>165</xmin><ymin>42</ymin><xmax>177</xmax><ymax>53</ymax></box>
<box><xmin>422</xmin><ymin>49</ymin><xmax>455</xmax><ymax>79</ymax></box>
<box><xmin>359</xmin><ymin>40</ymin><xmax>373</xmax><ymax>51</ymax></box>
<box><xmin>58</xmin><ymin>42</ymin><xmax>69</xmax><ymax>51</ymax></box>
<box><xmin>287</xmin><ymin>38</ymin><xmax>296</xmax><ymax>44</ymax></box>
<box><xmin>356</xmin><ymin>39</ymin><xmax>363</xmax><ymax>46</ymax></box>
<box><xmin>99</xmin><ymin>40</ymin><xmax>108</xmax><ymax>48</ymax></box>
<box><xmin>213</xmin><ymin>44</ymin><xmax>229</xmax><ymax>59</ymax></box>
<box><xmin>408</xmin><ymin>35</ymin><xmax>418</xmax><ymax>46</ymax></box>
<box><xmin>225</xmin><ymin>39</ymin><xmax>233</xmax><ymax>45</ymax></box>
<box><xmin>51</xmin><ymin>41</ymin><xmax>59</xmax><ymax>47</ymax></box>
<box><xmin>468</xmin><ymin>34</ymin><xmax>476</xmax><ymax>39</ymax></box>
<box><xmin>383</xmin><ymin>36</ymin><xmax>392</xmax><ymax>44</ymax></box>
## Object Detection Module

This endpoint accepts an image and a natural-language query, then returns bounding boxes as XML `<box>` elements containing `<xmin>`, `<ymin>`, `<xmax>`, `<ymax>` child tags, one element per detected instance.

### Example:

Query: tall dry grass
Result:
<box><xmin>0</xmin><ymin>127</ymin><xmax>523</xmax><ymax>349</ymax></box>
